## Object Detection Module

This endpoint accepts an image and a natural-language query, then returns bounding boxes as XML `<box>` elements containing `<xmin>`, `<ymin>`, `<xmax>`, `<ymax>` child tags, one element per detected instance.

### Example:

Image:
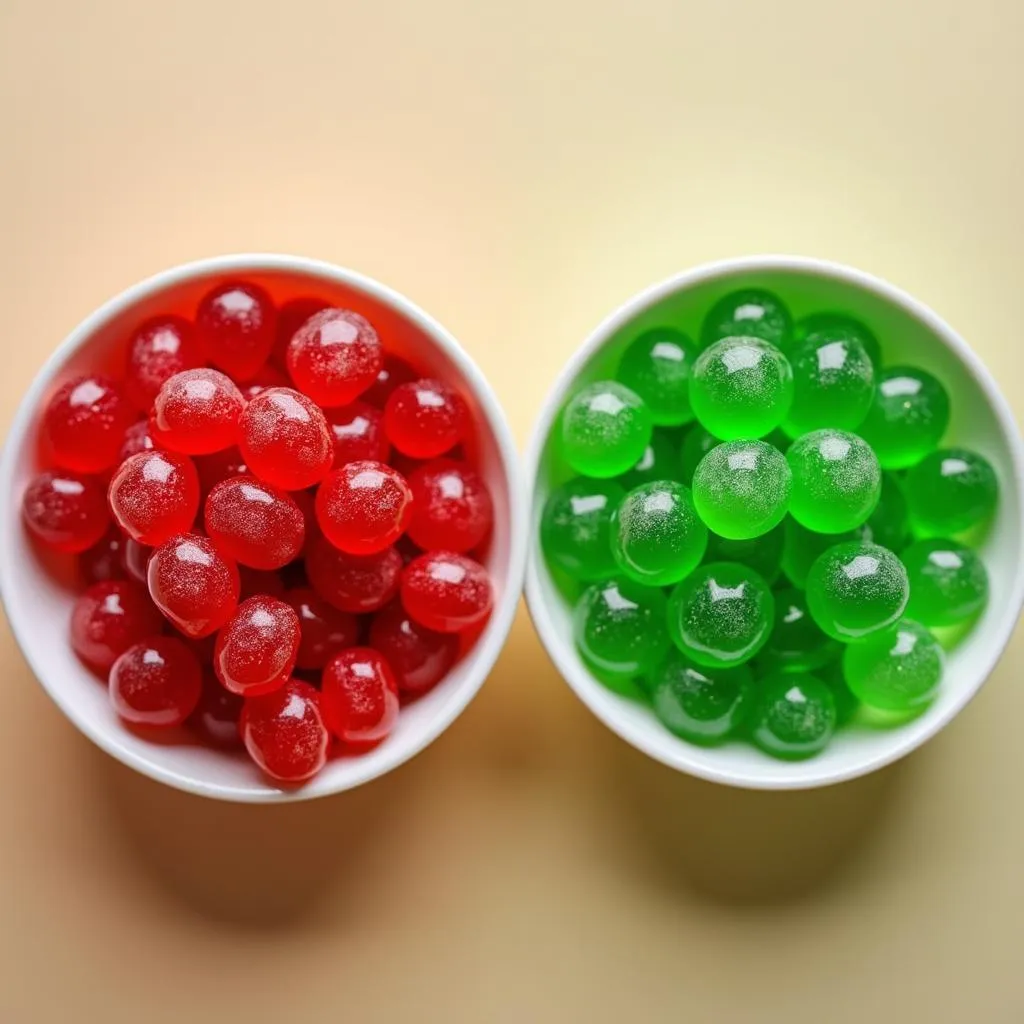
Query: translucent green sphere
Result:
<box><xmin>701</xmin><ymin>288</ymin><xmax>791</xmax><ymax>349</ymax></box>
<box><xmin>818</xmin><ymin>658</ymin><xmax>860</xmax><ymax>726</ymax></box>
<box><xmin>858</xmin><ymin>366</ymin><xmax>950</xmax><ymax>470</ymax></box>
<box><xmin>805</xmin><ymin>541</ymin><xmax>909</xmax><ymax>642</ymax></box>
<box><xmin>865</xmin><ymin>471</ymin><xmax>910</xmax><ymax>551</ymax></box>
<box><xmin>706</xmin><ymin>521</ymin><xmax>785</xmax><ymax>584</ymax></box>
<box><xmin>689</xmin><ymin>337</ymin><xmax>794</xmax><ymax>440</ymax></box>
<box><xmin>903</xmin><ymin>538</ymin><xmax>989</xmax><ymax>627</ymax></box>
<box><xmin>610</xmin><ymin>480</ymin><xmax>708</xmax><ymax>586</ymax></box>
<box><xmin>905</xmin><ymin>447</ymin><xmax>998</xmax><ymax>537</ymax></box>
<box><xmin>760</xmin><ymin>588</ymin><xmax>840</xmax><ymax>673</ymax></box>
<box><xmin>751</xmin><ymin>673</ymin><xmax>837</xmax><ymax>760</ymax></box>
<box><xmin>692</xmin><ymin>440</ymin><xmax>792</xmax><ymax>540</ymax></box>
<box><xmin>649</xmin><ymin>651</ymin><xmax>755</xmax><ymax>745</ymax></box>
<box><xmin>667</xmin><ymin>562</ymin><xmax>775</xmax><ymax>668</ymax></box>
<box><xmin>620</xmin><ymin>429</ymin><xmax>677</xmax><ymax>489</ymax></box>
<box><xmin>616</xmin><ymin>327</ymin><xmax>698</xmax><ymax>426</ymax></box>
<box><xmin>842</xmin><ymin>619</ymin><xmax>943</xmax><ymax>712</ymax></box>
<box><xmin>781</xmin><ymin>518</ymin><xmax>870</xmax><ymax>588</ymax></box>
<box><xmin>786</xmin><ymin>429</ymin><xmax>881</xmax><ymax>533</ymax></box>
<box><xmin>541</xmin><ymin>478</ymin><xmax>625</xmax><ymax>582</ymax></box>
<box><xmin>560</xmin><ymin>380</ymin><xmax>652</xmax><ymax>478</ymax></box>
<box><xmin>679</xmin><ymin>425</ymin><xmax>719</xmax><ymax>484</ymax></box>
<box><xmin>792</xmin><ymin>313</ymin><xmax>882</xmax><ymax>368</ymax></box>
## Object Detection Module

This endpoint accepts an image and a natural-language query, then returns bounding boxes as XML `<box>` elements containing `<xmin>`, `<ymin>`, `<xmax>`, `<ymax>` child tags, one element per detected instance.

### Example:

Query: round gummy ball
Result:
<box><xmin>759</xmin><ymin>587</ymin><xmax>839</xmax><ymax>674</ymax></box>
<box><xmin>559</xmin><ymin>380</ymin><xmax>651</xmax><ymax>479</ymax></box>
<box><xmin>780</xmin><ymin>517</ymin><xmax>870</xmax><ymax>589</ymax></box>
<box><xmin>214</xmin><ymin>595</ymin><xmax>300</xmax><ymax>697</ymax></box>
<box><xmin>369</xmin><ymin>600</ymin><xmax>459</xmax><ymax>696</ymax></box>
<box><xmin>792</xmin><ymin>313</ymin><xmax>882</xmax><ymax>368</ymax></box>
<box><xmin>842</xmin><ymin>619</ymin><xmax>943</xmax><ymax>712</ymax></box>
<box><xmin>786</xmin><ymin>428</ymin><xmax>881</xmax><ymax>534</ymax></box>
<box><xmin>241</xmin><ymin>679</ymin><xmax>329</xmax><ymax>783</ymax></box>
<box><xmin>204</xmin><ymin>475</ymin><xmax>305</xmax><ymax>570</ymax></box>
<box><xmin>858</xmin><ymin>366</ymin><xmax>950</xmax><ymax>469</ymax></box>
<box><xmin>610</xmin><ymin>480</ymin><xmax>707</xmax><ymax>587</ymax></box>
<box><xmin>616</xmin><ymin>327</ymin><xmax>698</xmax><ymax>426</ymax></box>
<box><xmin>321</xmin><ymin>647</ymin><xmax>400</xmax><ymax>748</ymax></box>
<box><xmin>70</xmin><ymin>580</ymin><xmax>164</xmax><ymax>672</ymax></box>
<box><xmin>705</xmin><ymin>520</ymin><xmax>785</xmax><ymax>584</ymax></box>
<box><xmin>384</xmin><ymin>379</ymin><xmax>469</xmax><ymax>459</ymax></box>
<box><xmin>327</xmin><ymin>401</ymin><xmax>390</xmax><ymax>466</ymax></box>
<box><xmin>285</xmin><ymin>588</ymin><xmax>360</xmax><ymax>671</ymax></box>
<box><xmin>782</xmin><ymin>333</ymin><xmax>874</xmax><ymax>438</ymax></box>
<box><xmin>108</xmin><ymin>450</ymin><xmax>200</xmax><ymax>547</ymax></box>
<box><xmin>271</xmin><ymin>297</ymin><xmax>329</xmax><ymax>370</ymax></box>
<box><xmin>305</xmin><ymin>530</ymin><xmax>403</xmax><ymax>614</ymax></box>
<box><xmin>678</xmin><ymin>425</ymin><xmax>719</xmax><ymax>484</ymax></box>
<box><xmin>407</xmin><ymin>459</ymin><xmax>494</xmax><ymax>553</ymax></box>
<box><xmin>667</xmin><ymin>562</ymin><xmax>774</xmax><ymax>669</ymax></box>
<box><xmin>902</xmin><ymin>538</ymin><xmax>989</xmax><ymax>628</ymax></box>
<box><xmin>700</xmin><ymin>288</ymin><xmax>791</xmax><ymax>349</ymax></box>
<box><xmin>23</xmin><ymin>470</ymin><xmax>110</xmax><ymax>553</ymax></box>
<box><xmin>692</xmin><ymin>439</ymin><xmax>791</xmax><ymax>540</ymax></box>
<box><xmin>109</xmin><ymin>636</ymin><xmax>202</xmax><ymax>728</ymax></box>
<box><xmin>151</xmin><ymin>368</ymin><xmax>245</xmax><ymax>455</ymax></box>
<box><xmin>905</xmin><ymin>447</ymin><xmax>998</xmax><ymax>537</ymax></box>
<box><xmin>196</xmin><ymin>280</ymin><xmax>276</xmax><ymax>382</ymax></box>
<box><xmin>750</xmin><ymin>672</ymin><xmax>837</xmax><ymax>761</ymax></box>
<box><xmin>315</xmin><ymin>461</ymin><xmax>413</xmax><ymax>555</ymax></box>
<box><xmin>689</xmin><ymin>337</ymin><xmax>794</xmax><ymax>440</ymax></box>
<box><xmin>239</xmin><ymin>387</ymin><xmax>334</xmax><ymax>491</ymax></box>
<box><xmin>43</xmin><ymin>374</ymin><xmax>135</xmax><ymax>473</ymax></box>
<box><xmin>125</xmin><ymin>316</ymin><xmax>201</xmax><ymax>410</ymax></box>
<box><xmin>805</xmin><ymin>540</ymin><xmax>908</xmax><ymax>642</ymax></box>
<box><xmin>620</xmin><ymin>430</ymin><xmax>677</xmax><ymax>489</ymax></box>
<box><xmin>401</xmin><ymin>551</ymin><xmax>493</xmax><ymax>633</ymax></box>
<box><xmin>540</xmin><ymin>477</ymin><xmax>624</xmax><ymax>582</ymax></box>
<box><xmin>287</xmin><ymin>308</ymin><xmax>383</xmax><ymax>407</ymax></box>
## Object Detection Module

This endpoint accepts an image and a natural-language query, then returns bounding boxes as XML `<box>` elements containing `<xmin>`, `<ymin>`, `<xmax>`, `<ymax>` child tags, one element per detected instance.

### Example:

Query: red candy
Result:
<box><xmin>196</xmin><ymin>281</ymin><xmax>276</xmax><ymax>381</ymax></box>
<box><xmin>241</xmin><ymin>679</ymin><xmax>329</xmax><ymax>782</ymax></box>
<box><xmin>147</xmin><ymin>532</ymin><xmax>240</xmax><ymax>638</ymax></box>
<box><xmin>194</xmin><ymin>447</ymin><xmax>248</xmax><ymax>496</ymax></box>
<box><xmin>23</xmin><ymin>470</ymin><xmax>110</xmax><ymax>553</ymax></box>
<box><xmin>315</xmin><ymin>461</ymin><xmax>412</xmax><ymax>555</ymax></box>
<box><xmin>321</xmin><ymin>647</ymin><xmax>399</xmax><ymax>748</ymax></box>
<box><xmin>238</xmin><ymin>387</ymin><xmax>333</xmax><ymax>491</ymax></box>
<box><xmin>239</xmin><ymin>566</ymin><xmax>288</xmax><ymax>601</ymax></box>
<box><xmin>272</xmin><ymin>297</ymin><xmax>328</xmax><ymax>370</ymax></box>
<box><xmin>109</xmin><ymin>636</ymin><xmax>203</xmax><ymax>727</ymax></box>
<box><xmin>286</xmin><ymin>308</ymin><xmax>382</xmax><ymax>407</ymax></box>
<box><xmin>119</xmin><ymin>420</ymin><xmax>157</xmax><ymax>462</ymax></box>
<box><xmin>364</xmin><ymin>354</ymin><xmax>416</xmax><ymax>408</ymax></box>
<box><xmin>285</xmin><ymin>587</ymin><xmax>359</xmax><ymax>670</ymax></box>
<box><xmin>190</xmin><ymin>671</ymin><xmax>244</xmax><ymax>748</ymax></box>
<box><xmin>384</xmin><ymin>379</ymin><xmax>467</xmax><ymax>459</ymax></box>
<box><xmin>70</xmin><ymin>580</ymin><xmax>164</xmax><ymax>672</ymax></box>
<box><xmin>214</xmin><ymin>595</ymin><xmax>300</xmax><ymax>696</ymax></box>
<box><xmin>125</xmin><ymin>316</ymin><xmax>201</xmax><ymax>410</ymax></box>
<box><xmin>306</xmin><ymin>530</ymin><xmax>403</xmax><ymax>613</ymax></box>
<box><xmin>407</xmin><ymin>460</ymin><xmax>493</xmax><ymax>553</ymax></box>
<box><xmin>43</xmin><ymin>374</ymin><xmax>134</xmax><ymax>473</ymax></box>
<box><xmin>108</xmin><ymin>450</ymin><xmax>200</xmax><ymax>546</ymax></box>
<box><xmin>151</xmin><ymin>368</ymin><xmax>245</xmax><ymax>455</ymax></box>
<box><xmin>240</xmin><ymin>363</ymin><xmax>290</xmax><ymax>402</ymax></box>
<box><xmin>122</xmin><ymin>537</ymin><xmax>152</xmax><ymax>584</ymax></box>
<box><xmin>401</xmin><ymin>551</ymin><xmax>493</xmax><ymax>633</ymax></box>
<box><xmin>204</xmin><ymin>475</ymin><xmax>305</xmax><ymax>570</ymax></box>
<box><xmin>369</xmin><ymin>601</ymin><xmax>458</xmax><ymax>696</ymax></box>
<box><xmin>327</xmin><ymin>401</ymin><xmax>390</xmax><ymax>466</ymax></box>
<box><xmin>79</xmin><ymin>527</ymin><xmax>128</xmax><ymax>584</ymax></box>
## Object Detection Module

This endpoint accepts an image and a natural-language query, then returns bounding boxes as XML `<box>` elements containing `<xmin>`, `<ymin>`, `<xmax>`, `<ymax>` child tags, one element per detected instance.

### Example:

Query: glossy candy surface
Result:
<box><xmin>701</xmin><ymin>288</ymin><xmax>791</xmax><ymax>349</ymax></box>
<box><xmin>384</xmin><ymin>378</ymin><xmax>468</xmax><ymax>459</ymax></box>
<box><xmin>401</xmin><ymin>551</ymin><xmax>493</xmax><ymax>633</ymax></box>
<box><xmin>109</xmin><ymin>636</ymin><xmax>202</xmax><ymax>727</ymax></box>
<box><xmin>151</xmin><ymin>369</ymin><xmax>245</xmax><ymax>455</ymax></box>
<box><xmin>751</xmin><ymin>673</ymin><xmax>837</xmax><ymax>760</ymax></box>
<box><xmin>196</xmin><ymin>280</ymin><xmax>276</xmax><ymax>381</ymax></box>
<box><xmin>540</xmin><ymin>478</ymin><xmax>624</xmax><ymax>582</ymax></box>
<box><xmin>369</xmin><ymin>601</ymin><xmax>458</xmax><ymax>696</ymax></box>
<box><xmin>23</xmin><ymin>470</ymin><xmax>110</xmax><ymax>553</ymax></box>
<box><xmin>705</xmin><ymin>522</ymin><xmax>784</xmax><ymax>584</ymax></box>
<box><xmin>858</xmin><ymin>366</ymin><xmax>950</xmax><ymax>469</ymax></box>
<box><xmin>616</xmin><ymin>327</ymin><xmax>698</xmax><ymax>426</ymax></box>
<box><xmin>286</xmin><ymin>588</ymin><xmax>360</xmax><ymax>670</ymax></box>
<box><xmin>559</xmin><ymin>381</ymin><xmax>652</xmax><ymax>478</ymax></box>
<box><xmin>44</xmin><ymin>374</ymin><xmax>134</xmax><ymax>473</ymax></box>
<box><xmin>70</xmin><ymin>580</ymin><xmax>164</xmax><ymax>672</ymax></box>
<box><xmin>905</xmin><ymin>447</ymin><xmax>998</xmax><ymax>537</ymax></box>
<box><xmin>759</xmin><ymin>587</ymin><xmax>839</xmax><ymax>673</ymax></box>
<box><xmin>108</xmin><ymin>450</ymin><xmax>200</xmax><ymax>546</ymax></box>
<box><xmin>678</xmin><ymin>425</ymin><xmax>719</xmax><ymax>484</ymax></box>
<box><xmin>315</xmin><ymin>461</ymin><xmax>413</xmax><ymax>555</ymax></box>
<box><xmin>305</xmin><ymin>530</ymin><xmax>403</xmax><ymax>614</ymax></box>
<box><xmin>321</xmin><ymin>647</ymin><xmax>400</xmax><ymax>747</ymax></box>
<box><xmin>620</xmin><ymin>430</ymin><xmax>677</xmax><ymax>489</ymax></box>
<box><xmin>407</xmin><ymin>460</ymin><xmax>494</xmax><ymax>553</ymax></box>
<box><xmin>782</xmin><ymin>333</ymin><xmax>874</xmax><ymax>437</ymax></box>
<box><xmin>287</xmin><ymin>308</ymin><xmax>382</xmax><ymax>407</ymax></box>
<box><xmin>214</xmin><ymin>595</ymin><xmax>300</xmax><ymax>696</ymax></box>
<box><xmin>902</xmin><ymin>539</ymin><xmax>989</xmax><ymax>627</ymax></box>
<box><xmin>204</xmin><ymin>475</ymin><xmax>305</xmax><ymax>570</ymax></box>
<box><xmin>326</xmin><ymin>401</ymin><xmax>390</xmax><ymax>466</ymax></box>
<box><xmin>241</xmin><ymin>679</ymin><xmax>329</xmax><ymax>783</ymax></box>
<box><xmin>843</xmin><ymin>619</ymin><xmax>943</xmax><ymax>711</ymax></box>
<box><xmin>125</xmin><ymin>316</ymin><xmax>201</xmax><ymax>409</ymax></box>
<box><xmin>792</xmin><ymin>313</ymin><xmax>882</xmax><ymax>367</ymax></box>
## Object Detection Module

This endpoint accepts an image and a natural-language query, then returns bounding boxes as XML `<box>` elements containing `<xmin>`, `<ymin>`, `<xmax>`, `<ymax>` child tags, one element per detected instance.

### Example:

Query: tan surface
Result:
<box><xmin>1</xmin><ymin>1</ymin><xmax>1023</xmax><ymax>1020</ymax></box>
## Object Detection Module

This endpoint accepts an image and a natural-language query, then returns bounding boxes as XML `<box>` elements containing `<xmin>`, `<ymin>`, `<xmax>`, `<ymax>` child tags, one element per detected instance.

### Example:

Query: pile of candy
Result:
<box><xmin>22</xmin><ymin>280</ymin><xmax>496</xmax><ymax>783</ymax></box>
<box><xmin>542</xmin><ymin>288</ymin><xmax>996</xmax><ymax>760</ymax></box>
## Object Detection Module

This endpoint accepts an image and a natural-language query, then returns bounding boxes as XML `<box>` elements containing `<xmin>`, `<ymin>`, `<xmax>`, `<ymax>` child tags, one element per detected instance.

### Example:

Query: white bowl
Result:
<box><xmin>0</xmin><ymin>254</ymin><xmax>527</xmax><ymax>802</ymax></box>
<box><xmin>525</xmin><ymin>255</ymin><xmax>1024</xmax><ymax>790</ymax></box>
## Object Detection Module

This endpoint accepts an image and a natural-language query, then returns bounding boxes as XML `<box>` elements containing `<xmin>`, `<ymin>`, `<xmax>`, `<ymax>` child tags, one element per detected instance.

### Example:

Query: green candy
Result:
<box><xmin>792</xmin><ymin>313</ymin><xmax>882</xmax><ymax>368</ymax></box>
<box><xmin>667</xmin><ymin>562</ymin><xmax>774</xmax><ymax>668</ymax></box>
<box><xmin>610</xmin><ymin>480</ymin><xmax>708</xmax><ymax>587</ymax></box>
<box><xmin>560</xmin><ymin>380</ymin><xmax>652</xmax><ymax>478</ymax></box>
<box><xmin>903</xmin><ymin>538</ymin><xmax>989</xmax><ymax>627</ymax></box>
<box><xmin>706</xmin><ymin>521</ymin><xmax>784</xmax><ymax>584</ymax></box>
<box><xmin>866</xmin><ymin>471</ymin><xmax>910</xmax><ymax>551</ymax></box>
<box><xmin>781</xmin><ymin>517</ymin><xmax>870</xmax><ymax>589</ymax></box>
<box><xmin>649</xmin><ymin>651</ymin><xmax>755</xmax><ymax>745</ymax></box>
<box><xmin>805</xmin><ymin>541</ymin><xmax>909</xmax><ymax>642</ymax></box>
<box><xmin>541</xmin><ymin>478</ymin><xmax>625</xmax><ymax>582</ymax></box>
<box><xmin>760</xmin><ymin>587</ymin><xmax>840</xmax><ymax>673</ymax></box>
<box><xmin>692</xmin><ymin>439</ymin><xmax>791</xmax><ymax>540</ymax></box>
<box><xmin>616</xmin><ymin>327</ymin><xmax>698</xmax><ymax>426</ymax></box>
<box><xmin>701</xmin><ymin>288</ymin><xmax>791</xmax><ymax>349</ymax></box>
<box><xmin>905</xmin><ymin>447</ymin><xmax>998</xmax><ymax>537</ymax></box>
<box><xmin>751</xmin><ymin>672</ymin><xmax>837</xmax><ymax>760</ymax></box>
<box><xmin>620</xmin><ymin>429</ymin><xmax>677</xmax><ymax>489</ymax></box>
<box><xmin>787</xmin><ymin>428</ymin><xmax>881</xmax><ymax>534</ymax></box>
<box><xmin>690</xmin><ymin>337</ymin><xmax>794</xmax><ymax>440</ymax></box>
<box><xmin>782</xmin><ymin>334</ymin><xmax>875</xmax><ymax>437</ymax></box>
<box><xmin>818</xmin><ymin>657</ymin><xmax>860</xmax><ymax>726</ymax></box>
<box><xmin>858</xmin><ymin>366</ymin><xmax>950</xmax><ymax>470</ymax></box>
<box><xmin>842</xmin><ymin>619</ymin><xmax>943</xmax><ymax>712</ymax></box>
<box><xmin>679</xmin><ymin>425</ymin><xmax>720</xmax><ymax>484</ymax></box>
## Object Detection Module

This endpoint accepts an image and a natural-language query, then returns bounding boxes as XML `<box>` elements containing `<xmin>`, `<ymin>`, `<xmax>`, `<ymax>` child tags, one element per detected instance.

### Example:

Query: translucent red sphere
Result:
<box><xmin>315</xmin><ymin>460</ymin><xmax>413</xmax><ymax>555</ymax></box>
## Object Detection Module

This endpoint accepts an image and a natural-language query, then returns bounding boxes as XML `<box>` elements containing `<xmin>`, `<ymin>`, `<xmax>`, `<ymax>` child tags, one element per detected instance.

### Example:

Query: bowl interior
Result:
<box><xmin>527</xmin><ymin>258</ymin><xmax>1024</xmax><ymax>788</ymax></box>
<box><xmin>1</xmin><ymin>256</ymin><xmax>521</xmax><ymax>801</ymax></box>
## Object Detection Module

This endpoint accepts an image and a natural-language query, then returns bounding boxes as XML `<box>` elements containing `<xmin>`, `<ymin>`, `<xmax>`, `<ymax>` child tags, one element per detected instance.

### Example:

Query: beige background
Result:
<box><xmin>2</xmin><ymin>1</ymin><xmax>1023</xmax><ymax>1020</ymax></box>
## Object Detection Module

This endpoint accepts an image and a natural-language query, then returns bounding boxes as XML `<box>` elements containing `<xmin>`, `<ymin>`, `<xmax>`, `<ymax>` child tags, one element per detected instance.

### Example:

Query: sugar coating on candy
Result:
<box><xmin>751</xmin><ymin>673</ymin><xmax>837</xmax><ymax>761</ymax></box>
<box><xmin>384</xmin><ymin>379</ymin><xmax>468</xmax><ymax>459</ymax></box>
<box><xmin>903</xmin><ymin>539</ymin><xmax>989</xmax><ymax>628</ymax></box>
<box><xmin>616</xmin><ymin>327</ymin><xmax>698</xmax><ymax>426</ymax></box>
<box><xmin>843</xmin><ymin>619</ymin><xmax>943</xmax><ymax>712</ymax></box>
<box><xmin>239</xmin><ymin>387</ymin><xmax>334</xmax><ymax>491</ymax></box>
<box><xmin>649</xmin><ymin>651</ymin><xmax>755</xmax><ymax>745</ymax></box>
<box><xmin>364</xmin><ymin>354</ymin><xmax>417</xmax><ymax>407</ymax></box>
<box><xmin>792</xmin><ymin>313</ymin><xmax>882</xmax><ymax>368</ymax></box>
<box><xmin>401</xmin><ymin>551</ymin><xmax>493</xmax><ymax>633</ymax></box>
<box><xmin>905</xmin><ymin>447</ymin><xmax>998</xmax><ymax>537</ymax></box>
<box><xmin>148</xmin><ymin>532</ymin><xmax>241</xmax><ymax>638</ymax></box>
<box><xmin>679</xmin><ymin>425</ymin><xmax>719</xmax><ymax>484</ymax></box>
<box><xmin>190</xmin><ymin>672</ymin><xmax>244</xmax><ymax>748</ymax></box>
<box><xmin>315</xmin><ymin>461</ymin><xmax>413</xmax><ymax>555</ymax></box>
<box><xmin>705</xmin><ymin>521</ymin><xmax>784</xmax><ymax>584</ymax></box>
<box><xmin>108</xmin><ymin>450</ymin><xmax>200</xmax><ymax>546</ymax></box>
<box><xmin>196</xmin><ymin>280</ymin><xmax>276</xmax><ymax>382</ymax></box>
<box><xmin>667</xmin><ymin>562</ymin><xmax>774</xmax><ymax>669</ymax></box>
<box><xmin>214</xmin><ymin>595</ymin><xmax>300</xmax><ymax>697</ymax></box>
<box><xmin>610</xmin><ymin>480</ymin><xmax>707</xmax><ymax>587</ymax></box>
<box><xmin>866</xmin><ymin>471</ymin><xmax>909</xmax><ymax>552</ymax></box>
<box><xmin>287</xmin><ymin>308</ymin><xmax>382</xmax><ymax>407</ymax></box>
<box><xmin>321</xmin><ymin>647</ymin><xmax>400</xmax><ymax>747</ymax></box>
<box><xmin>369</xmin><ymin>600</ymin><xmax>458</xmax><ymax>696</ymax></box>
<box><xmin>109</xmin><ymin>636</ymin><xmax>202</xmax><ymax>727</ymax></box>
<box><xmin>241</xmin><ymin>679</ymin><xmax>329</xmax><ymax>783</ymax></box>
<box><xmin>782</xmin><ymin>334</ymin><xmax>874</xmax><ymax>437</ymax></box>
<box><xmin>194</xmin><ymin>447</ymin><xmax>249</xmax><ymax>496</ymax></box>
<box><xmin>43</xmin><ymin>374</ymin><xmax>134</xmax><ymax>473</ymax></box>
<box><xmin>805</xmin><ymin>540</ymin><xmax>908</xmax><ymax>642</ymax></box>
<box><xmin>151</xmin><ymin>368</ymin><xmax>245</xmax><ymax>455</ymax></box>
<box><xmin>285</xmin><ymin>588</ymin><xmax>360</xmax><ymax>670</ymax></box>
<box><xmin>559</xmin><ymin>380</ymin><xmax>652</xmax><ymax>478</ymax></box>
<box><xmin>780</xmin><ymin>517</ymin><xmax>870</xmax><ymax>588</ymax></box>
<box><xmin>272</xmin><ymin>297</ymin><xmax>329</xmax><ymax>370</ymax></box>
<box><xmin>407</xmin><ymin>459</ymin><xmax>494</xmax><ymax>553</ymax></box>
<box><xmin>689</xmin><ymin>337</ymin><xmax>793</xmax><ymax>440</ymax></box>
<box><xmin>620</xmin><ymin>430</ymin><xmax>677</xmax><ymax>489</ymax></box>
<box><xmin>858</xmin><ymin>366</ymin><xmax>950</xmax><ymax>470</ymax></box>
<box><xmin>760</xmin><ymin>587</ymin><xmax>839</xmax><ymax>674</ymax></box>
<box><xmin>79</xmin><ymin>528</ymin><xmax>128</xmax><ymax>584</ymax></box>
<box><xmin>540</xmin><ymin>478</ymin><xmax>624</xmax><ymax>582</ymax></box>
<box><xmin>23</xmin><ymin>470</ymin><xmax>111</xmax><ymax>553</ymax></box>
<box><xmin>125</xmin><ymin>316</ymin><xmax>201</xmax><ymax>410</ymax></box>
<box><xmin>118</xmin><ymin>420</ymin><xmax>157</xmax><ymax>462</ymax></box>
<box><xmin>204</xmin><ymin>476</ymin><xmax>306</xmax><ymax>570</ymax></box>
<box><xmin>692</xmin><ymin>439</ymin><xmax>792</xmax><ymax>540</ymax></box>
<box><xmin>327</xmin><ymin>401</ymin><xmax>390</xmax><ymax>466</ymax></box>
<box><xmin>786</xmin><ymin>428</ymin><xmax>881</xmax><ymax>534</ymax></box>
<box><xmin>305</xmin><ymin>530</ymin><xmax>403</xmax><ymax>613</ymax></box>
<box><xmin>701</xmin><ymin>289</ymin><xmax>791</xmax><ymax>349</ymax></box>
<box><xmin>70</xmin><ymin>580</ymin><xmax>164</xmax><ymax>672</ymax></box>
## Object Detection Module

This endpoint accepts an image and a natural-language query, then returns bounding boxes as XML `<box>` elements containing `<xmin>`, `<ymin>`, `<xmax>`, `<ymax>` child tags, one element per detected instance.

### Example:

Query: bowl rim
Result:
<box><xmin>0</xmin><ymin>252</ymin><xmax>528</xmax><ymax>802</ymax></box>
<box><xmin>524</xmin><ymin>253</ymin><xmax>1024</xmax><ymax>790</ymax></box>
